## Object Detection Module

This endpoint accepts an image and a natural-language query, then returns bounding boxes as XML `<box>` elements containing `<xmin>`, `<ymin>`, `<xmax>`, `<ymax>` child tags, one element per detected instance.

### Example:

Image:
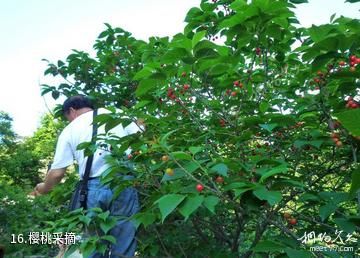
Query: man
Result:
<box><xmin>32</xmin><ymin>95</ymin><xmax>143</xmax><ymax>257</ymax></box>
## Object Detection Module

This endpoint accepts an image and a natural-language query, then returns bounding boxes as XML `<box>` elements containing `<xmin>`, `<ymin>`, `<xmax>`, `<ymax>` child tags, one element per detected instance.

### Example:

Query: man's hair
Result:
<box><xmin>62</xmin><ymin>95</ymin><xmax>94</xmax><ymax>114</ymax></box>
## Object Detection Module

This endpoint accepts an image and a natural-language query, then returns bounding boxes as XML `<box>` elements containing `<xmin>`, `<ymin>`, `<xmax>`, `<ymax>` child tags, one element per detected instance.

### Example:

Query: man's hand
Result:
<box><xmin>29</xmin><ymin>183</ymin><xmax>46</xmax><ymax>197</ymax></box>
<box><xmin>30</xmin><ymin>168</ymin><xmax>66</xmax><ymax>196</ymax></box>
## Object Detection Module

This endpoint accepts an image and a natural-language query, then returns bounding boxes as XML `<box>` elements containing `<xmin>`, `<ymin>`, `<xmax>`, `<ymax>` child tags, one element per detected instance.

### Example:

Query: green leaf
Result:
<box><xmin>334</xmin><ymin>218</ymin><xmax>356</xmax><ymax>234</ymax></box>
<box><xmin>192</xmin><ymin>31</ymin><xmax>206</xmax><ymax>49</ymax></box>
<box><xmin>155</xmin><ymin>194</ymin><xmax>186</xmax><ymax>223</ymax></box>
<box><xmin>101</xmin><ymin>235</ymin><xmax>117</xmax><ymax>244</ymax></box>
<box><xmin>100</xmin><ymin>217</ymin><xmax>117</xmax><ymax>234</ymax></box>
<box><xmin>134</xmin><ymin>100</ymin><xmax>151</xmax><ymax>109</ymax></box>
<box><xmin>203</xmin><ymin>196</ymin><xmax>219</xmax><ymax>214</ymax></box>
<box><xmin>133</xmin><ymin>67</ymin><xmax>156</xmax><ymax>80</ymax></box>
<box><xmin>319</xmin><ymin>203</ymin><xmax>338</xmax><ymax>221</ymax></box>
<box><xmin>184</xmin><ymin>7</ymin><xmax>203</xmax><ymax>23</ymax></box>
<box><xmin>350</xmin><ymin>168</ymin><xmax>360</xmax><ymax>197</ymax></box>
<box><xmin>98</xmin><ymin>211</ymin><xmax>110</xmax><ymax>221</ymax></box>
<box><xmin>260</xmin><ymin>165</ymin><xmax>288</xmax><ymax>183</ymax></box>
<box><xmin>179</xmin><ymin>195</ymin><xmax>204</xmax><ymax>220</ymax></box>
<box><xmin>223</xmin><ymin>182</ymin><xmax>249</xmax><ymax>191</ymax></box>
<box><xmin>335</xmin><ymin>109</ymin><xmax>360</xmax><ymax>136</ymax></box>
<box><xmin>79</xmin><ymin>215</ymin><xmax>91</xmax><ymax>226</ymax></box>
<box><xmin>209</xmin><ymin>163</ymin><xmax>228</xmax><ymax>177</ymax></box>
<box><xmin>259</xmin><ymin>123</ymin><xmax>278</xmax><ymax>132</ymax></box>
<box><xmin>259</xmin><ymin>102</ymin><xmax>269</xmax><ymax>113</ymax></box>
<box><xmin>252</xmin><ymin>240</ymin><xmax>286</xmax><ymax>252</ymax></box>
<box><xmin>81</xmin><ymin>242</ymin><xmax>96</xmax><ymax>258</ymax></box>
<box><xmin>189</xmin><ymin>146</ymin><xmax>203</xmax><ymax>155</ymax></box>
<box><xmin>64</xmin><ymin>245</ymin><xmax>78</xmax><ymax>258</ymax></box>
<box><xmin>284</xmin><ymin>248</ymin><xmax>313</xmax><ymax>258</ymax></box>
<box><xmin>253</xmin><ymin>187</ymin><xmax>282</xmax><ymax>206</ymax></box>
<box><xmin>161</xmin><ymin>48</ymin><xmax>189</xmax><ymax>63</ymax></box>
<box><xmin>132</xmin><ymin>212</ymin><xmax>156</xmax><ymax>229</ymax></box>
<box><xmin>161</xmin><ymin>168</ymin><xmax>186</xmax><ymax>182</ymax></box>
<box><xmin>135</xmin><ymin>79</ymin><xmax>159</xmax><ymax>97</ymax></box>
<box><xmin>159</xmin><ymin>129</ymin><xmax>179</xmax><ymax>147</ymax></box>
<box><xmin>209</xmin><ymin>63</ymin><xmax>230</xmax><ymax>76</ymax></box>
<box><xmin>52</xmin><ymin>90</ymin><xmax>60</xmax><ymax>100</ymax></box>
<box><xmin>171</xmin><ymin>151</ymin><xmax>192</xmax><ymax>160</ymax></box>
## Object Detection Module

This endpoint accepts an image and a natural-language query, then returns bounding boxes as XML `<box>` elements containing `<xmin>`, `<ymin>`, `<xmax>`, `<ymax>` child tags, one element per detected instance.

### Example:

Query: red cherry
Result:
<box><xmin>356</xmin><ymin>58</ymin><xmax>360</xmax><ymax>64</ymax></box>
<box><xmin>231</xmin><ymin>91</ymin><xmax>237</xmax><ymax>97</ymax></box>
<box><xmin>350</xmin><ymin>55</ymin><xmax>357</xmax><ymax>62</ymax></box>
<box><xmin>331</xmin><ymin>133</ymin><xmax>339</xmax><ymax>139</ymax></box>
<box><xmin>196</xmin><ymin>184</ymin><xmax>204</xmax><ymax>192</ymax></box>
<box><xmin>317</xmin><ymin>71</ymin><xmax>324</xmax><ymax>77</ymax></box>
<box><xmin>183</xmin><ymin>84</ymin><xmax>190</xmax><ymax>90</ymax></box>
<box><xmin>219</xmin><ymin>119</ymin><xmax>226</xmax><ymax>127</ymax></box>
<box><xmin>289</xmin><ymin>218</ymin><xmax>297</xmax><ymax>225</ymax></box>
<box><xmin>233</xmin><ymin>80</ymin><xmax>239</xmax><ymax>86</ymax></box>
<box><xmin>351</xmin><ymin>103</ymin><xmax>358</xmax><ymax>109</ymax></box>
<box><xmin>339</xmin><ymin>61</ymin><xmax>346</xmax><ymax>66</ymax></box>
<box><xmin>255</xmin><ymin>47</ymin><xmax>261</xmax><ymax>55</ymax></box>
<box><xmin>350</xmin><ymin>61</ymin><xmax>356</xmax><ymax>67</ymax></box>
<box><xmin>335</xmin><ymin>141</ymin><xmax>343</xmax><ymax>147</ymax></box>
<box><xmin>127</xmin><ymin>154</ymin><xmax>133</xmax><ymax>159</ymax></box>
<box><xmin>314</xmin><ymin>78</ymin><xmax>321</xmax><ymax>83</ymax></box>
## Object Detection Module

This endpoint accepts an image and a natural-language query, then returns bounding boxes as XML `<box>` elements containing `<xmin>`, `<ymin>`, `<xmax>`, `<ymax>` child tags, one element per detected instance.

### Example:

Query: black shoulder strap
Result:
<box><xmin>79</xmin><ymin>109</ymin><xmax>98</xmax><ymax>209</ymax></box>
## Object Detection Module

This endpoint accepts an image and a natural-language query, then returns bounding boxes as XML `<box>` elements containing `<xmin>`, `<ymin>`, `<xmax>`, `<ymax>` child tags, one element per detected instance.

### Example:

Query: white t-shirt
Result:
<box><xmin>51</xmin><ymin>108</ymin><xmax>142</xmax><ymax>179</ymax></box>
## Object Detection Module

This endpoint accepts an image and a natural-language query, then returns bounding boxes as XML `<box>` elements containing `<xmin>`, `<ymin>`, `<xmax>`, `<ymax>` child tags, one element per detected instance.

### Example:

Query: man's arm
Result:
<box><xmin>32</xmin><ymin>168</ymin><xmax>66</xmax><ymax>195</ymax></box>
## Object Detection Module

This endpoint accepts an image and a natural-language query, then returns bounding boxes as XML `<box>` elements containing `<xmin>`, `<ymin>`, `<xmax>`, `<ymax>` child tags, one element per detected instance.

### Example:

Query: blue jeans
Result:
<box><xmin>81</xmin><ymin>178</ymin><xmax>140</xmax><ymax>258</ymax></box>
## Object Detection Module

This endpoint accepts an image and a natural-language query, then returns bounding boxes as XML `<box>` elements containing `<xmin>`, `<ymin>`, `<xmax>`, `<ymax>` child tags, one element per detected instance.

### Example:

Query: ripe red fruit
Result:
<box><xmin>350</xmin><ymin>55</ymin><xmax>357</xmax><ymax>62</ymax></box>
<box><xmin>356</xmin><ymin>58</ymin><xmax>360</xmax><ymax>64</ymax></box>
<box><xmin>255</xmin><ymin>47</ymin><xmax>261</xmax><ymax>55</ymax></box>
<box><xmin>350</xmin><ymin>61</ymin><xmax>356</xmax><ymax>67</ymax></box>
<box><xmin>351</xmin><ymin>103</ymin><xmax>358</xmax><ymax>109</ymax></box>
<box><xmin>196</xmin><ymin>184</ymin><xmax>204</xmax><ymax>192</ymax></box>
<box><xmin>215</xmin><ymin>176</ymin><xmax>224</xmax><ymax>183</ymax></box>
<box><xmin>233</xmin><ymin>80</ymin><xmax>240</xmax><ymax>86</ymax></box>
<box><xmin>317</xmin><ymin>71</ymin><xmax>324</xmax><ymax>77</ymax></box>
<box><xmin>314</xmin><ymin>78</ymin><xmax>321</xmax><ymax>83</ymax></box>
<box><xmin>339</xmin><ymin>61</ymin><xmax>346</xmax><ymax>66</ymax></box>
<box><xmin>183</xmin><ymin>84</ymin><xmax>190</xmax><ymax>90</ymax></box>
<box><xmin>331</xmin><ymin>133</ymin><xmax>339</xmax><ymax>139</ymax></box>
<box><xmin>231</xmin><ymin>91</ymin><xmax>237</xmax><ymax>97</ymax></box>
<box><xmin>127</xmin><ymin>154</ymin><xmax>133</xmax><ymax>159</ymax></box>
<box><xmin>289</xmin><ymin>218</ymin><xmax>297</xmax><ymax>225</ymax></box>
<box><xmin>219</xmin><ymin>119</ymin><xmax>226</xmax><ymax>127</ymax></box>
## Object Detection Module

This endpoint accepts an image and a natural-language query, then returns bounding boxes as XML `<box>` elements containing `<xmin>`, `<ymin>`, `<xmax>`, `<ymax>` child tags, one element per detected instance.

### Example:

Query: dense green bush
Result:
<box><xmin>4</xmin><ymin>0</ymin><xmax>360</xmax><ymax>257</ymax></box>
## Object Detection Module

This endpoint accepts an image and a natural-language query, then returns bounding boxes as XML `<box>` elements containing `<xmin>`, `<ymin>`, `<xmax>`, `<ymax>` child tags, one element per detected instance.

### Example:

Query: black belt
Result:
<box><xmin>80</xmin><ymin>176</ymin><xmax>99</xmax><ymax>182</ymax></box>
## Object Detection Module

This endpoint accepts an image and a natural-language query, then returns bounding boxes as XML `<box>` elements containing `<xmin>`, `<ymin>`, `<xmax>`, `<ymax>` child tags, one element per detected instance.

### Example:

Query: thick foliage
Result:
<box><xmin>39</xmin><ymin>0</ymin><xmax>360</xmax><ymax>257</ymax></box>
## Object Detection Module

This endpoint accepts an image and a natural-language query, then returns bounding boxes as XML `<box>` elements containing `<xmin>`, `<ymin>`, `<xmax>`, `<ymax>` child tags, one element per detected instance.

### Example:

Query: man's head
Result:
<box><xmin>62</xmin><ymin>95</ymin><xmax>94</xmax><ymax>122</ymax></box>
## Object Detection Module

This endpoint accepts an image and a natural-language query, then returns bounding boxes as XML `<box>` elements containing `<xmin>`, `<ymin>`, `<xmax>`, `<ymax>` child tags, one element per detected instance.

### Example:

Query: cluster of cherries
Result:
<box><xmin>283</xmin><ymin>212</ymin><xmax>297</xmax><ymax>226</ymax></box>
<box><xmin>345</xmin><ymin>97</ymin><xmax>359</xmax><ymax>109</ymax></box>
<box><xmin>330</xmin><ymin>133</ymin><xmax>343</xmax><ymax>147</ymax></box>
<box><xmin>225</xmin><ymin>80</ymin><xmax>244</xmax><ymax>97</ymax></box>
